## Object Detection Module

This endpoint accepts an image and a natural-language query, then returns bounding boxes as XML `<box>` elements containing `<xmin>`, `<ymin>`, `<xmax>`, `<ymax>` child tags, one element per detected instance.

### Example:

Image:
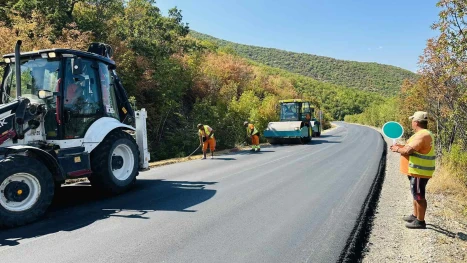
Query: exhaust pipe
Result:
<box><xmin>15</xmin><ymin>40</ymin><xmax>22</xmax><ymax>98</ymax></box>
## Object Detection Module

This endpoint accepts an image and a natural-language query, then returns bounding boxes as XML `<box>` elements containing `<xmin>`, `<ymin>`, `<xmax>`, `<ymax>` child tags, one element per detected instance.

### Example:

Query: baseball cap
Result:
<box><xmin>409</xmin><ymin>111</ymin><xmax>428</xmax><ymax>122</ymax></box>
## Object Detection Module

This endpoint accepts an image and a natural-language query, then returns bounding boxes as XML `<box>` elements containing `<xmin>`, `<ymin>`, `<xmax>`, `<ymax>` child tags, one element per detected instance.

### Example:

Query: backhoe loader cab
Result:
<box><xmin>0</xmin><ymin>41</ymin><xmax>150</xmax><ymax>228</ymax></box>
<box><xmin>264</xmin><ymin>99</ymin><xmax>322</xmax><ymax>144</ymax></box>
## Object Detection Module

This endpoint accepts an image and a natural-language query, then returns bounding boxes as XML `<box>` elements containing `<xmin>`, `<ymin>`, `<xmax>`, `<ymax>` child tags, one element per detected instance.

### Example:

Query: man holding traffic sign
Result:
<box><xmin>388</xmin><ymin>111</ymin><xmax>435</xmax><ymax>229</ymax></box>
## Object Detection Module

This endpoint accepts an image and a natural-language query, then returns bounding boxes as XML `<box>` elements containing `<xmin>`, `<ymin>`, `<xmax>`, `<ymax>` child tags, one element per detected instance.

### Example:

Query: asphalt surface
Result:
<box><xmin>0</xmin><ymin>122</ymin><xmax>384</xmax><ymax>263</ymax></box>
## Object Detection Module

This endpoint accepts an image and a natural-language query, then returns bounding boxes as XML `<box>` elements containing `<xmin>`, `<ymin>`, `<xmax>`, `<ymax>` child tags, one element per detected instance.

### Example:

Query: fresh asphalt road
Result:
<box><xmin>0</xmin><ymin>123</ymin><xmax>384</xmax><ymax>263</ymax></box>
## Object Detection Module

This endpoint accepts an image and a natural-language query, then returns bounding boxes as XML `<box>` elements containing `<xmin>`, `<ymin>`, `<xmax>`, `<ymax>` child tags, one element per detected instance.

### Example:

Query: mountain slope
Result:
<box><xmin>190</xmin><ymin>31</ymin><xmax>417</xmax><ymax>96</ymax></box>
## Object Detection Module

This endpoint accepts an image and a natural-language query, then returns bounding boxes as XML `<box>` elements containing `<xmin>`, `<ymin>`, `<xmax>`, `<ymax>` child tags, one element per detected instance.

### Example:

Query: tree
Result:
<box><xmin>420</xmin><ymin>0</ymin><xmax>467</xmax><ymax>151</ymax></box>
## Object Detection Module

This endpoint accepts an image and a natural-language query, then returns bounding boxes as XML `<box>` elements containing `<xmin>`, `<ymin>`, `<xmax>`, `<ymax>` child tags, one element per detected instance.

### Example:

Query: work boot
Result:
<box><xmin>403</xmin><ymin>214</ymin><xmax>417</xmax><ymax>222</ymax></box>
<box><xmin>256</xmin><ymin>148</ymin><xmax>261</xmax><ymax>152</ymax></box>
<box><xmin>250</xmin><ymin>148</ymin><xmax>255</xmax><ymax>152</ymax></box>
<box><xmin>405</xmin><ymin>219</ymin><xmax>426</xmax><ymax>229</ymax></box>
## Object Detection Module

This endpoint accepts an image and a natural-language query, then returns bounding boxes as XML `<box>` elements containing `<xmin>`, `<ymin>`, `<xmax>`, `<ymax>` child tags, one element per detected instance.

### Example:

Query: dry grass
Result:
<box><xmin>427</xmin><ymin>165</ymin><xmax>467</xmax><ymax>220</ymax></box>
<box><xmin>428</xmin><ymin>166</ymin><xmax>467</xmax><ymax>195</ymax></box>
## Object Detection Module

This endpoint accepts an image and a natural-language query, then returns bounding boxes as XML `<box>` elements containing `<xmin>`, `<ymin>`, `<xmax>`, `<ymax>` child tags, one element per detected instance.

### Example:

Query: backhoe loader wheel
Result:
<box><xmin>90</xmin><ymin>129</ymin><xmax>139</xmax><ymax>194</ymax></box>
<box><xmin>0</xmin><ymin>156</ymin><xmax>55</xmax><ymax>228</ymax></box>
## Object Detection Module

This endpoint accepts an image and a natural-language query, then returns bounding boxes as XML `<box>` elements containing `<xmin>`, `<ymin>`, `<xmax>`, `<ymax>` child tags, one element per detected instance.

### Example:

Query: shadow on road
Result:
<box><xmin>232</xmin><ymin>150</ymin><xmax>276</xmax><ymax>155</ymax></box>
<box><xmin>0</xmin><ymin>179</ymin><xmax>217</xmax><ymax>247</ymax></box>
<box><xmin>426</xmin><ymin>223</ymin><xmax>457</xmax><ymax>238</ymax></box>
<box><xmin>319</xmin><ymin>134</ymin><xmax>341</xmax><ymax>138</ymax></box>
<box><xmin>264</xmin><ymin>139</ymin><xmax>341</xmax><ymax>147</ymax></box>
<box><xmin>427</xmin><ymin>224</ymin><xmax>467</xmax><ymax>242</ymax></box>
<box><xmin>310</xmin><ymin>139</ymin><xmax>341</xmax><ymax>145</ymax></box>
<box><xmin>210</xmin><ymin>157</ymin><xmax>236</xmax><ymax>161</ymax></box>
<box><xmin>457</xmin><ymin>232</ymin><xmax>467</xmax><ymax>241</ymax></box>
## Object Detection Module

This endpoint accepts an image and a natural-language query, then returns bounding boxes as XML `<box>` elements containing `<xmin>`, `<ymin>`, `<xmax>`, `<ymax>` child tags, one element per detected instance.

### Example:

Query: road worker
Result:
<box><xmin>198</xmin><ymin>123</ymin><xmax>216</xmax><ymax>159</ymax></box>
<box><xmin>244</xmin><ymin>121</ymin><xmax>260</xmax><ymax>152</ymax></box>
<box><xmin>390</xmin><ymin>111</ymin><xmax>435</xmax><ymax>229</ymax></box>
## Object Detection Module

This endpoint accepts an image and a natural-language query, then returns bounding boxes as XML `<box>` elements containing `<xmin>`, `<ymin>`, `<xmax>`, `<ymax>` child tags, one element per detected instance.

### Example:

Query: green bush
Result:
<box><xmin>443</xmin><ymin>143</ymin><xmax>467</xmax><ymax>185</ymax></box>
<box><xmin>344</xmin><ymin>97</ymin><xmax>399</xmax><ymax>127</ymax></box>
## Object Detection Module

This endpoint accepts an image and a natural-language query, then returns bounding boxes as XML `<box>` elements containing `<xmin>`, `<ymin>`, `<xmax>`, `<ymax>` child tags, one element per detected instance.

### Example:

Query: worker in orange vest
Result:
<box><xmin>244</xmin><ymin>121</ymin><xmax>260</xmax><ymax>152</ymax></box>
<box><xmin>198</xmin><ymin>123</ymin><xmax>216</xmax><ymax>159</ymax></box>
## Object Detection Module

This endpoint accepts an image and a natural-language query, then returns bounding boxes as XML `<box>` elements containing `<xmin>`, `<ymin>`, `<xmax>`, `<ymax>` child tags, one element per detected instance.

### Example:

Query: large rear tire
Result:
<box><xmin>90</xmin><ymin>129</ymin><xmax>139</xmax><ymax>194</ymax></box>
<box><xmin>0</xmin><ymin>156</ymin><xmax>54</xmax><ymax>228</ymax></box>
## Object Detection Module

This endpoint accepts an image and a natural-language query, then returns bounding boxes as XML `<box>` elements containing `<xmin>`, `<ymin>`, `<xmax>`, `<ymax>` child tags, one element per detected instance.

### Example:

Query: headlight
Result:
<box><xmin>294</xmin><ymin>127</ymin><xmax>300</xmax><ymax>131</ymax></box>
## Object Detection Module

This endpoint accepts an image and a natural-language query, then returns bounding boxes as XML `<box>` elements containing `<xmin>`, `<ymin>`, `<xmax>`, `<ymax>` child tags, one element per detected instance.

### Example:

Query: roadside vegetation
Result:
<box><xmin>0</xmin><ymin>0</ymin><xmax>385</xmax><ymax>161</ymax></box>
<box><xmin>345</xmin><ymin>0</ymin><xmax>467</xmax><ymax>216</ymax></box>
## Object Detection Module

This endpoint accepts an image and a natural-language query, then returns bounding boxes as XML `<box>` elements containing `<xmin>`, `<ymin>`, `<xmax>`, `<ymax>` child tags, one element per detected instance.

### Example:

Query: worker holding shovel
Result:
<box><xmin>198</xmin><ymin>123</ymin><xmax>216</xmax><ymax>159</ymax></box>
<box><xmin>244</xmin><ymin>121</ymin><xmax>260</xmax><ymax>152</ymax></box>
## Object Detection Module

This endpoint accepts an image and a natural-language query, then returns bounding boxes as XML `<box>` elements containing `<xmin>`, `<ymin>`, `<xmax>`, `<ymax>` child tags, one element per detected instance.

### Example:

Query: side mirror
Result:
<box><xmin>38</xmin><ymin>90</ymin><xmax>54</xmax><ymax>99</ymax></box>
<box><xmin>72</xmin><ymin>57</ymin><xmax>83</xmax><ymax>75</ymax></box>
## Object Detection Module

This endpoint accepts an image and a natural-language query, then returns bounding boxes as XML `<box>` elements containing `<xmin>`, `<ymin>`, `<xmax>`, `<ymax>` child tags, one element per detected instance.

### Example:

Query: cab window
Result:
<box><xmin>63</xmin><ymin>58</ymin><xmax>102</xmax><ymax>139</ymax></box>
<box><xmin>98</xmin><ymin>62</ymin><xmax>119</xmax><ymax>120</ymax></box>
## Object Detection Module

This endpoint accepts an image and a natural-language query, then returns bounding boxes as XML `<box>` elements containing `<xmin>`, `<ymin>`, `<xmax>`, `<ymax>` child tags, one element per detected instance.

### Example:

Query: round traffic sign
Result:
<box><xmin>382</xmin><ymin>121</ymin><xmax>404</xmax><ymax>139</ymax></box>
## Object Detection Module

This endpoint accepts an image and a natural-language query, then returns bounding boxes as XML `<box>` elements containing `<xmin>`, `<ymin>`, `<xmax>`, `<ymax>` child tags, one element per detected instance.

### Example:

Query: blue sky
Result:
<box><xmin>157</xmin><ymin>0</ymin><xmax>440</xmax><ymax>72</ymax></box>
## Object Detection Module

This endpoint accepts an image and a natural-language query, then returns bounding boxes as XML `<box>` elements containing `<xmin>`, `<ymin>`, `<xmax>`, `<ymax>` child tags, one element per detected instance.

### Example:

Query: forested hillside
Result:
<box><xmin>190</xmin><ymin>31</ymin><xmax>417</xmax><ymax>96</ymax></box>
<box><xmin>0</xmin><ymin>0</ymin><xmax>382</xmax><ymax>161</ymax></box>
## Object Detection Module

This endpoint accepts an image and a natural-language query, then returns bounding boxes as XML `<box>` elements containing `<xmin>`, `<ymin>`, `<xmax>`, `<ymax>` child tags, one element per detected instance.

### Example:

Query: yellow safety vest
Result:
<box><xmin>408</xmin><ymin>129</ymin><xmax>436</xmax><ymax>177</ymax></box>
<box><xmin>246</xmin><ymin>124</ymin><xmax>258</xmax><ymax>136</ymax></box>
<box><xmin>199</xmin><ymin>125</ymin><xmax>214</xmax><ymax>139</ymax></box>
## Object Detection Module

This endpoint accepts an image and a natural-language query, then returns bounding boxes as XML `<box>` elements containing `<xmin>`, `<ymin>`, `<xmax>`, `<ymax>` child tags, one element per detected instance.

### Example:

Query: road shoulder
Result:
<box><xmin>362</xmin><ymin>127</ymin><xmax>467</xmax><ymax>263</ymax></box>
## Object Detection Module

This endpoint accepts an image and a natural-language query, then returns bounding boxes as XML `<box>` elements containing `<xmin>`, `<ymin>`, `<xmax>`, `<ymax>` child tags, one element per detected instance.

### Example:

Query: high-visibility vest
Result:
<box><xmin>247</xmin><ymin>124</ymin><xmax>258</xmax><ymax>136</ymax></box>
<box><xmin>199</xmin><ymin>125</ymin><xmax>214</xmax><ymax>139</ymax></box>
<box><xmin>408</xmin><ymin>129</ymin><xmax>436</xmax><ymax>177</ymax></box>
